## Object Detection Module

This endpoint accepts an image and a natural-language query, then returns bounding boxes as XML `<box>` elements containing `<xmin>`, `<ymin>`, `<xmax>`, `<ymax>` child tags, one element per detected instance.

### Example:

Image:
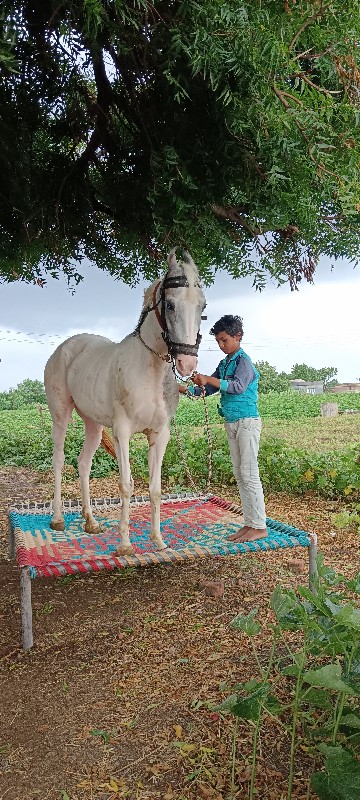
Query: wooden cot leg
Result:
<box><xmin>20</xmin><ymin>567</ymin><xmax>33</xmax><ymax>651</ymax></box>
<box><xmin>308</xmin><ymin>533</ymin><xmax>318</xmax><ymax>593</ymax></box>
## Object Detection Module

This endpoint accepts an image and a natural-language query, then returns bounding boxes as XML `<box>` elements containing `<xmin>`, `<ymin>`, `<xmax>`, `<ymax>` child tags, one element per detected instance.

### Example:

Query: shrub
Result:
<box><xmin>1</xmin><ymin>399</ymin><xmax>359</xmax><ymax>500</ymax></box>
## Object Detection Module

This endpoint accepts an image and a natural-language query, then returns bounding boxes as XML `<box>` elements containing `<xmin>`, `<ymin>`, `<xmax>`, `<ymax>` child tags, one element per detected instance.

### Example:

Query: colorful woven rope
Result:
<box><xmin>9</xmin><ymin>494</ymin><xmax>310</xmax><ymax>579</ymax></box>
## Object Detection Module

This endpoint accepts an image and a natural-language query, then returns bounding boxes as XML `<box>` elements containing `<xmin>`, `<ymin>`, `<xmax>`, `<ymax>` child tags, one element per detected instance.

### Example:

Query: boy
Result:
<box><xmin>182</xmin><ymin>314</ymin><xmax>267</xmax><ymax>543</ymax></box>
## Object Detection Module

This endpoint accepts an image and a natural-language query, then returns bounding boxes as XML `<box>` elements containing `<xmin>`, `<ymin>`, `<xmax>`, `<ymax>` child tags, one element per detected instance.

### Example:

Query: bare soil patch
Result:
<box><xmin>0</xmin><ymin>467</ymin><xmax>358</xmax><ymax>800</ymax></box>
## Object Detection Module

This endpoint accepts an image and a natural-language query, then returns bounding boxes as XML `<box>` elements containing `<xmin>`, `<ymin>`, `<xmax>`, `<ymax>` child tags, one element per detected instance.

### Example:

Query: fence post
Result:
<box><xmin>320</xmin><ymin>402</ymin><xmax>338</xmax><ymax>417</ymax></box>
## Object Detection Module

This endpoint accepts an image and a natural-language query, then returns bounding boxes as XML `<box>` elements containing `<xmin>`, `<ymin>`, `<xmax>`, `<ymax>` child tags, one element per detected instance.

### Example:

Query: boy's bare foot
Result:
<box><xmin>228</xmin><ymin>525</ymin><xmax>250</xmax><ymax>541</ymax></box>
<box><xmin>228</xmin><ymin>527</ymin><xmax>268</xmax><ymax>543</ymax></box>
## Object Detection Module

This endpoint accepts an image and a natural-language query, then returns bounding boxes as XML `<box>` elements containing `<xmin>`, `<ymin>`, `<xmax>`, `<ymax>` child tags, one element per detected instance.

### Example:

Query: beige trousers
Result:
<box><xmin>224</xmin><ymin>417</ymin><xmax>266</xmax><ymax>529</ymax></box>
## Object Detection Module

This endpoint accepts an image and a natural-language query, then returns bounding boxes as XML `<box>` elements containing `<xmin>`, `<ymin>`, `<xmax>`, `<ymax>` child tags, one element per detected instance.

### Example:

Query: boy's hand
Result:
<box><xmin>192</xmin><ymin>373</ymin><xmax>208</xmax><ymax>387</ymax></box>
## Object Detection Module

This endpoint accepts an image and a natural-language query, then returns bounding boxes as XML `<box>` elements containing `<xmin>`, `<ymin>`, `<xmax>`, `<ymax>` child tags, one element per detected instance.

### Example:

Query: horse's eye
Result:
<box><xmin>166</xmin><ymin>300</ymin><xmax>175</xmax><ymax>311</ymax></box>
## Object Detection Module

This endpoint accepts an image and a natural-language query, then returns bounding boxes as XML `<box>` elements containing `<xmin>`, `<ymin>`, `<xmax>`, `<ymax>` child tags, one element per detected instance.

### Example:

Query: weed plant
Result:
<box><xmin>217</xmin><ymin>559</ymin><xmax>360</xmax><ymax>800</ymax></box>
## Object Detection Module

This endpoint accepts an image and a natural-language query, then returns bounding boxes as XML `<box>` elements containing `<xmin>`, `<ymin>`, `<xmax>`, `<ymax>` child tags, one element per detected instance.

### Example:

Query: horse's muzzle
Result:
<box><xmin>175</xmin><ymin>354</ymin><xmax>198</xmax><ymax>377</ymax></box>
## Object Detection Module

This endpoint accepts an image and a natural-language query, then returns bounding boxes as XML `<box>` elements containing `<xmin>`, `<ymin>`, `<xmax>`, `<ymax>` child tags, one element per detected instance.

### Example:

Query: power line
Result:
<box><xmin>0</xmin><ymin>336</ymin><xmax>59</xmax><ymax>345</ymax></box>
<box><xmin>0</xmin><ymin>330</ymin><xmax>356</xmax><ymax>350</ymax></box>
<box><xmin>0</xmin><ymin>337</ymin><xmax>354</xmax><ymax>350</ymax></box>
<box><xmin>0</xmin><ymin>329</ymin><xmax>64</xmax><ymax>339</ymax></box>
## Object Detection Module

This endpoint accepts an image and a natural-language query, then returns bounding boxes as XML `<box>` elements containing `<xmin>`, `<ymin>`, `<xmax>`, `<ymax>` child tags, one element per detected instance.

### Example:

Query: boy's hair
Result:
<box><xmin>210</xmin><ymin>315</ymin><xmax>244</xmax><ymax>338</ymax></box>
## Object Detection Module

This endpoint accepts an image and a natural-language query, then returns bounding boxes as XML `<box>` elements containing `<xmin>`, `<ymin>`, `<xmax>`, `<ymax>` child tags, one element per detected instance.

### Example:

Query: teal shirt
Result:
<box><xmin>188</xmin><ymin>348</ymin><xmax>260</xmax><ymax>422</ymax></box>
<box><xmin>217</xmin><ymin>349</ymin><xmax>260</xmax><ymax>422</ymax></box>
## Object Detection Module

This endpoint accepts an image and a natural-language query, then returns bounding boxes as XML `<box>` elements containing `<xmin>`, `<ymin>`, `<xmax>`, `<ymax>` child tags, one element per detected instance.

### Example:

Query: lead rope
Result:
<box><xmin>171</xmin><ymin>384</ymin><xmax>213</xmax><ymax>494</ymax></box>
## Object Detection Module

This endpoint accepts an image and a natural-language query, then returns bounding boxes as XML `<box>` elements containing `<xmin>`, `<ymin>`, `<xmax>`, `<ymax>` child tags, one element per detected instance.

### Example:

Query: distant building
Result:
<box><xmin>328</xmin><ymin>383</ymin><xmax>360</xmax><ymax>393</ymax></box>
<box><xmin>289</xmin><ymin>379</ymin><xmax>324</xmax><ymax>395</ymax></box>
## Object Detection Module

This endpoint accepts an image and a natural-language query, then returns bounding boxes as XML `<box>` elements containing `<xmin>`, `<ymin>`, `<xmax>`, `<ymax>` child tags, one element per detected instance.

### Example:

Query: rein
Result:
<box><xmin>137</xmin><ymin>331</ymin><xmax>172</xmax><ymax>362</ymax></box>
<box><xmin>171</xmin><ymin>386</ymin><xmax>213</xmax><ymax>493</ymax></box>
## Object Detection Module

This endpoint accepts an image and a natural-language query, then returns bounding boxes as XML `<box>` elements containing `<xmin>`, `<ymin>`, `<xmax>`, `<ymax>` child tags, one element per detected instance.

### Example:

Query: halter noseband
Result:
<box><xmin>159</xmin><ymin>273</ymin><xmax>202</xmax><ymax>357</ymax></box>
<box><xmin>134</xmin><ymin>270</ymin><xmax>202</xmax><ymax>360</ymax></box>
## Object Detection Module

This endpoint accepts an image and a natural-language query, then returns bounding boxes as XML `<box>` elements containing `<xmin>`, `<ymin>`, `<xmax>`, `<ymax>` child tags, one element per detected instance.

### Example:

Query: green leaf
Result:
<box><xmin>300</xmin><ymin>688</ymin><xmax>332</xmax><ymax>709</ymax></box>
<box><xmin>215</xmin><ymin>683</ymin><xmax>268</xmax><ymax>721</ymax></box>
<box><xmin>312</xmin><ymin>745</ymin><xmax>360</xmax><ymax>800</ymax></box>
<box><xmin>230</xmin><ymin>608</ymin><xmax>261</xmax><ymax>636</ymax></box>
<box><xmin>346</xmin><ymin>574</ymin><xmax>360</xmax><ymax>594</ymax></box>
<box><xmin>90</xmin><ymin>729</ymin><xmax>110</xmax><ymax>744</ymax></box>
<box><xmin>340</xmin><ymin>713</ymin><xmax>360</xmax><ymax>729</ymax></box>
<box><xmin>282</xmin><ymin>664</ymin><xmax>301</xmax><ymax>677</ymax></box>
<box><xmin>270</xmin><ymin>586</ymin><xmax>304</xmax><ymax>628</ymax></box>
<box><xmin>263</xmin><ymin>694</ymin><xmax>283</xmax><ymax>715</ymax></box>
<box><xmin>303</xmin><ymin>664</ymin><xmax>358</xmax><ymax>695</ymax></box>
<box><xmin>231</xmin><ymin>695</ymin><xmax>262</xmax><ymax>722</ymax></box>
<box><xmin>214</xmin><ymin>693</ymin><xmax>238</xmax><ymax>713</ymax></box>
<box><xmin>334</xmin><ymin>606</ymin><xmax>360</xmax><ymax>630</ymax></box>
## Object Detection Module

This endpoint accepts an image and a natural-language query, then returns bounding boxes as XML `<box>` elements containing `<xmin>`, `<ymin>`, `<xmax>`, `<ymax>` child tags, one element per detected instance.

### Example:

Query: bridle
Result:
<box><xmin>133</xmin><ymin>270</ymin><xmax>203</xmax><ymax>364</ymax></box>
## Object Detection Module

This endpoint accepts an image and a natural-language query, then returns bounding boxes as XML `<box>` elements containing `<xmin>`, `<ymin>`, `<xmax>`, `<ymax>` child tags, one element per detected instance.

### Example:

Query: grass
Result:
<box><xmin>0</xmin><ymin>401</ymin><xmax>359</xmax><ymax>500</ymax></box>
<box><xmin>0</xmin><ymin>404</ymin><xmax>358</xmax><ymax>462</ymax></box>
<box><xmin>177</xmin><ymin>414</ymin><xmax>360</xmax><ymax>453</ymax></box>
<box><xmin>261</xmin><ymin>415</ymin><xmax>360</xmax><ymax>453</ymax></box>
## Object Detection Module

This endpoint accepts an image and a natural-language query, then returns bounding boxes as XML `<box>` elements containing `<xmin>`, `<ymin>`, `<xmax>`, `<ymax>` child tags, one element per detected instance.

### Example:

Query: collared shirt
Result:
<box><xmin>188</xmin><ymin>348</ymin><xmax>260</xmax><ymax>421</ymax></box>
<box><xmin>192</xmin><ymin>348</ymin><xmax>256</xmax><ymax>397</ymax></box>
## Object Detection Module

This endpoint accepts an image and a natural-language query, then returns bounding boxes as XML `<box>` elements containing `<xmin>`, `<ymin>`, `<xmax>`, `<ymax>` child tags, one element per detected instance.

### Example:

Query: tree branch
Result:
<box><xmin>289</xmin><ymin>4</ymin><xmax>330</xmax><ymax>52</ymax></box>
<box><xmin>297</xmin><ymin>73</ymin><xmax>341</xmax><ymax>97</ymax></box>
<box><xmin>211</xmin><ymin>204</ymin><xmax>262</xmax><ymax>237</ymax></box>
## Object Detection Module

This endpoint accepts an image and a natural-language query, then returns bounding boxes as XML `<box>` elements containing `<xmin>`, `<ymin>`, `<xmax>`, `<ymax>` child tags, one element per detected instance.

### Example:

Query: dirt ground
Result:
<box><xmin>0</xmin><ymin>467</ymin><xmax>359</xmax><ymax>800</ymax></box>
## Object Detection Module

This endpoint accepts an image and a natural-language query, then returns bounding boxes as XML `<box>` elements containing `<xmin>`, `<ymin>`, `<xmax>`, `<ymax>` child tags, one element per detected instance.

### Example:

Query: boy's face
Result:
<box><xmin>215</xmin><ymin>330</ymin><xmax>242</xmax><ymax>357</ymax></box>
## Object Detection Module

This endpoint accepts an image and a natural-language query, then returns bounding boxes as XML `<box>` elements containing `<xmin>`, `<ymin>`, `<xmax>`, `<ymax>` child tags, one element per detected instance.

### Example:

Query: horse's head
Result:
<box><xmin>162</xmin><ymin>249</ymin><xmax>206</xmax><ymax>376</ymax></box>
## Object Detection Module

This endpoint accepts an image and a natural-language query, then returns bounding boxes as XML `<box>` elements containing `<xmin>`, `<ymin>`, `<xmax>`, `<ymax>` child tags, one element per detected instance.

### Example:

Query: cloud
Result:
<box><xmin>0</xmin><ymin>264</ymin><xmax>144</xmax><ymax>333</ymax></box>
<box><xmin>0</xmin><ymin>256</ymin><xmax>359</xmax><ymax>389</ymax></box>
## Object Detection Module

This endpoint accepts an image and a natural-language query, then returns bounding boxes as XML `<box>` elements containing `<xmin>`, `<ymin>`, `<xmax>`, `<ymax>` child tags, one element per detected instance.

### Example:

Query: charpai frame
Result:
<box><xmin>8</xmin><ymin>493</ymin><xmax>318</xmax><ymax>651</ymax></box>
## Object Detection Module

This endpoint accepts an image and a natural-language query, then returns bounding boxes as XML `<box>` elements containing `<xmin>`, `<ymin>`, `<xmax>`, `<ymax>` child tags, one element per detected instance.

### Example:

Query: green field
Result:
<box><xmin>0</xmin><ymin>393</ymin><xmax>359</xmax><ymax>500</ymax></box>
<box><xmin>261</xmin><ymin>415</ymin><xmax>359</xmax><ymax>453</ymax></box>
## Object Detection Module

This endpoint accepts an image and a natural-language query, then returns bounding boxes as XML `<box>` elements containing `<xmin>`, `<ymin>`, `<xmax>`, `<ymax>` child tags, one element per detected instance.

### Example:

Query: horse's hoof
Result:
<box><xmin>150</xmin><ymin>534</ymin><xmax>167</xmax><ymax>550</ymax></box>
<box><xmin>84</xmin><ymin>521</ymin><xmax>100</xmax><ymax>534</ymax></box>
<box><xmin>116</xmin><ymin>545</ymin><xmax>135</xmax><ymax>557</ymax></box>
<box><xmin>50</xmin><ymin>519</ymin><xmax>65</xmax><ymax>531</ymax></box>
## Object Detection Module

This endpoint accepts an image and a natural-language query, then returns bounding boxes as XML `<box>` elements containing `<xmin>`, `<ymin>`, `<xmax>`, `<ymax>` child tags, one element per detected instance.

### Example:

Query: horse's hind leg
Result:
<box><xmin>50</xmin><ymin>405</ymin><xmax>73</xmax><ymax>531</ymax></box>
<box><xmin>77</xmin><ymin>415</ymin><xmax>103</xmax><ymax>534</ymax></box>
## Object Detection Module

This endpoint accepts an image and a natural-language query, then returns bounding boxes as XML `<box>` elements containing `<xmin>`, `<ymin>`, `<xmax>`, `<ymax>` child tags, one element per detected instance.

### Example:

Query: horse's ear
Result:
<box><xmin>167</xmin><ymin>248</ymin><xmax>178</xmax><ymax>269</ymax></box>
<box><xmin>182</xmin><ymin>250</ymin><xmax>199</xmax><ymax>275</ymax></box>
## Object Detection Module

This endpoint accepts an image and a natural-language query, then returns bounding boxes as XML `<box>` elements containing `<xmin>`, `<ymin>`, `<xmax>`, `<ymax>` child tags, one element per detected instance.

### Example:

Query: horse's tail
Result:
<box><xmin>101</xmin><ymin>429</ymin><xmax>116</xmax><ymax>459</ymax></box>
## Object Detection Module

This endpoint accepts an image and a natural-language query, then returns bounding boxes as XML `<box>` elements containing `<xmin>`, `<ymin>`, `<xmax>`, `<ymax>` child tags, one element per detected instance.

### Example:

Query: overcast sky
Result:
<box><xmin>0</xmin><ymin>255</ymin><xmax>359</xmax><ymax>391</ymax></box>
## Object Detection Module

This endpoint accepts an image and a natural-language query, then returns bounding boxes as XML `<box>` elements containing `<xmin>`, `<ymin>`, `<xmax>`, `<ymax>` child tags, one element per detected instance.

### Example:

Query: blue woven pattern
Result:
<box><xmin>9</xmin><ymin>495</ymin><xmax>310</xmax><ymax>579</ymax></box>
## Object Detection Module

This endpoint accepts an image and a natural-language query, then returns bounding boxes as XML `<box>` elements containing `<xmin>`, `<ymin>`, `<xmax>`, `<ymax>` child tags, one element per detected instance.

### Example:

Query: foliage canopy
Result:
<box><xmin>255</xmin><ymin>360</ymin><xmax>291</xmax><ymax>393</ymax></box>
<box><xmin>1</xmin><ymin>1</ymin><xmax>360</xmax><ymax>286</ymax></box>
<box><xmin>289</xmin><ymin>362</ymin><xmax>338</xmax><ymax>385</ymax></box>
<box><xmin>0</xmin><ymin>378</ymin><xmax>46</xmax><ymax>409</ymax></box>
<box><xmin>255</xmin><ymin>361</ymin><xmax>338</xmax><ymax>393</ymax></box>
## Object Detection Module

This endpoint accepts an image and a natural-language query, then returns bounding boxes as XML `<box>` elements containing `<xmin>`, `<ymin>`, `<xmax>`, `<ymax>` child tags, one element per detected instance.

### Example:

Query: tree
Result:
<box><xmin>1</xmin><ymin>1</ymin><xmax>360</xmax><ymax>287</ymax></box>
<box><xmin>255</xmin><ymin>361</ymin><xmax>290</xmax><ymax>394</ymax></box>
<box><xmin>0</xmin><ymin>378</ymin><xmax>46</xmax><ymax>409</ymax></box>
<box><xmin>289</xmin><ymin>363</ymin><xmax>338</xmax><ymax>386</ymax></box>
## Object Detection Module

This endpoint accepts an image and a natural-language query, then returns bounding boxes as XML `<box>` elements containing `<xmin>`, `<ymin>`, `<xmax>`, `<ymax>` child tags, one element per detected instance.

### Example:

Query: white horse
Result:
<box><xmin>44</xmin><ymin>249</ymin><xmax>206</xmax><ymax>555</ymax></box>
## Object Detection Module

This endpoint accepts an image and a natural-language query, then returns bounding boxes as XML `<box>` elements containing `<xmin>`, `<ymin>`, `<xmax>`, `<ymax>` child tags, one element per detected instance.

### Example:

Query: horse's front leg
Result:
<box><xmin>113</xmin><ymin>423</ymin><xmax>134</xmax><ymax>556</ymax></box>
<box><xmin>49</xmin><ymin>408</ymin><xmax>73</xmax><ymax>531</ymax></box>
<box><xmin>147</xmin><ymin>425</ymin><xmax>170</xmax><ymax>550</ymax></box>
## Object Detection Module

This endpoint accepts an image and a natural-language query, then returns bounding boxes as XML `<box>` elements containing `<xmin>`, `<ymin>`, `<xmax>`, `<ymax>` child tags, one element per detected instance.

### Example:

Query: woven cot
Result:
<box><xmin>8</xmin><ymin>493</ymin><xmax>318</xmax><ymax>650</ymax></box>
